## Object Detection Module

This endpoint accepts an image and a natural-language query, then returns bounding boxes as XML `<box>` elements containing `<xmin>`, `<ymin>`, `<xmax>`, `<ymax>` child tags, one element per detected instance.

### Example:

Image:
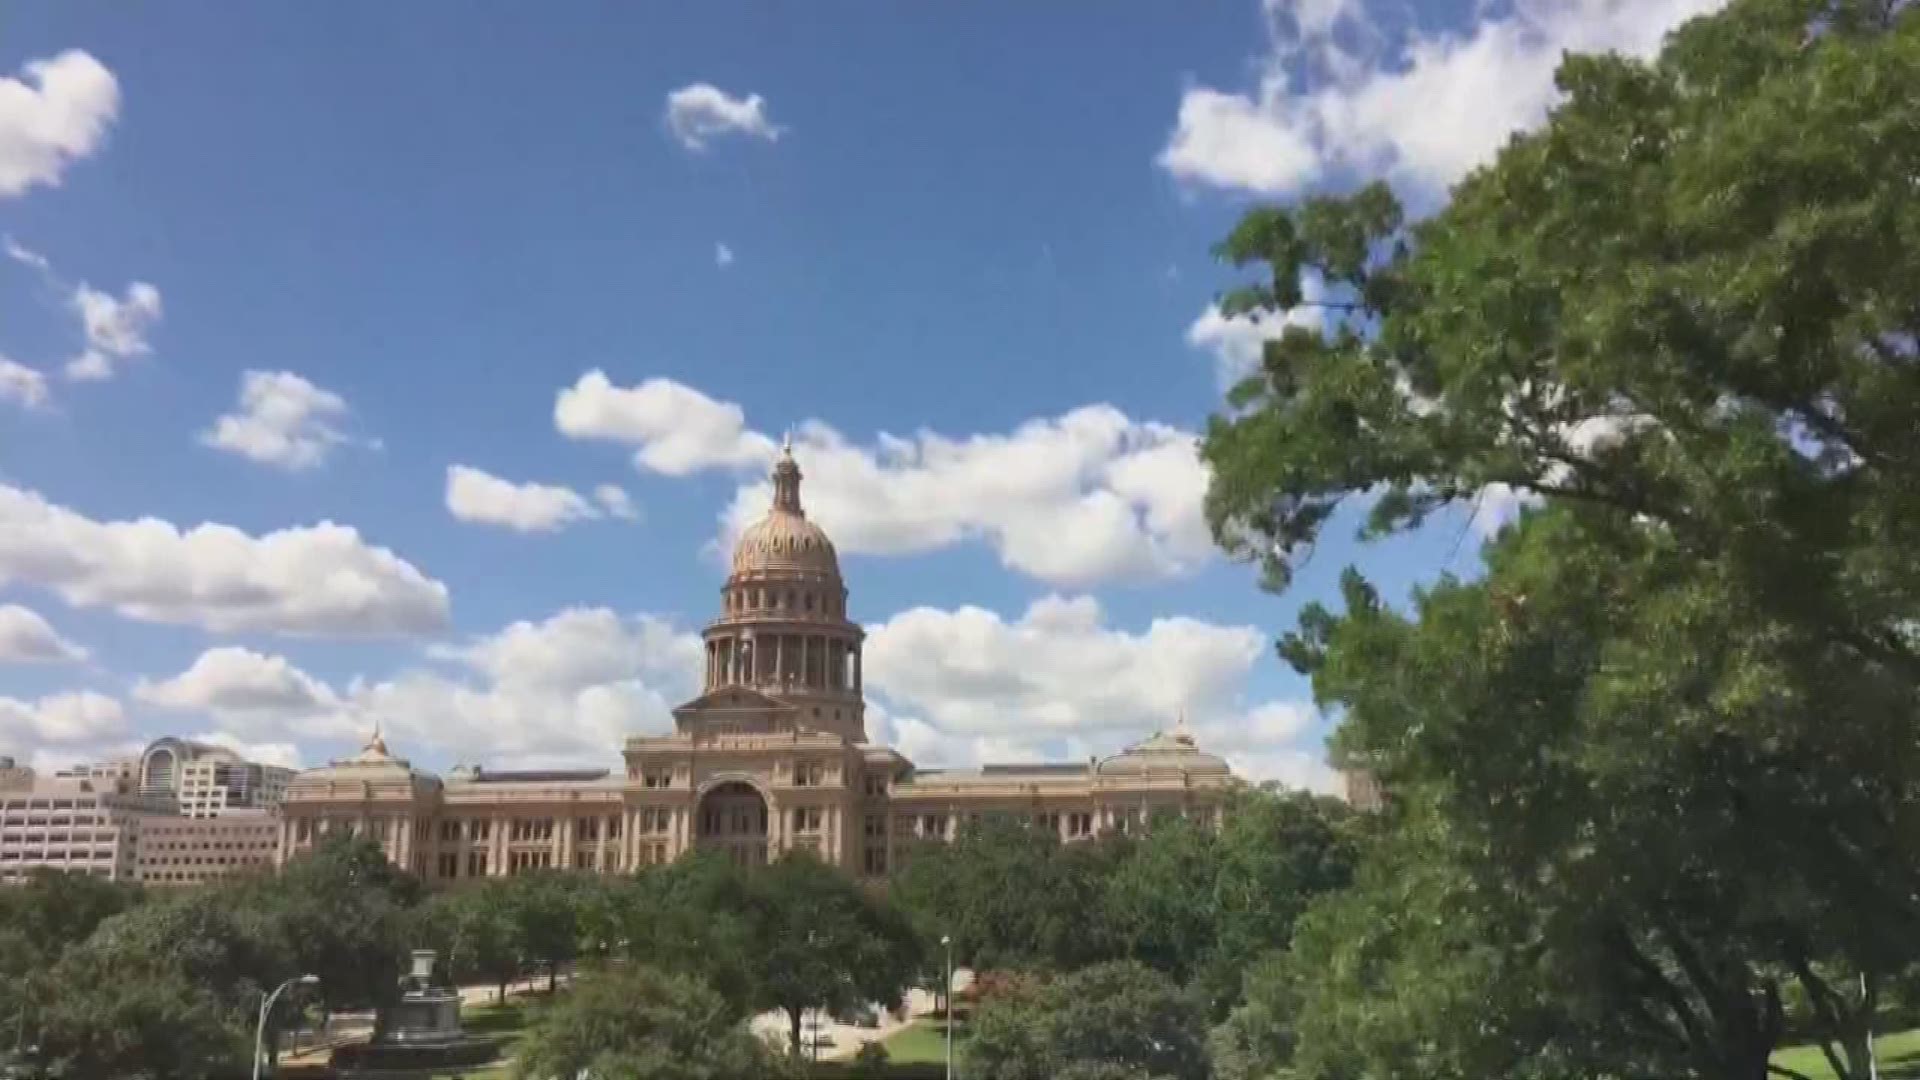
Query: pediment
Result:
<box><xmin>672</xmin><ymin>687</ymin><xmax>800</xmax><ymax>735</ymax></box>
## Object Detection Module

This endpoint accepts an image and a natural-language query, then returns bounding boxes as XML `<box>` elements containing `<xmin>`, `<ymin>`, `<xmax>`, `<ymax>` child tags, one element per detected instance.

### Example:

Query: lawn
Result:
<box><xmin>1773</xmin><ymin>1027</ymin><xmax>1920</xmax><ymax>1080</ymax></box>
<box><xmin>881</xmin><ymin>1018</ymin><xmax>958</xmax><ymax>1065</ymax></box>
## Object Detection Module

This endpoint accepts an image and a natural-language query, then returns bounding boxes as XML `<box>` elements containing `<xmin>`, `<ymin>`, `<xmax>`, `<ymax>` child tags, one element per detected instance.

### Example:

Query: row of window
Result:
<box><xmin>726</xmin><ymin>585</ymin><xmax>845</xmax><ymax>617</ymax></box>
<box><xmin>0</xmin><ymin>799</ymin><xmax>96</xmax><ymax>811</ymax></box>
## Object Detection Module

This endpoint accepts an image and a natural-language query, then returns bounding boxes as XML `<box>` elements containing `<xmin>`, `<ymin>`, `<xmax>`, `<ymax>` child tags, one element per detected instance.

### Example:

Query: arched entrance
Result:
<box><xmin>697</xmin><ymin>781</ymin><xmax>769</xmax><ymax>866</ymax></box>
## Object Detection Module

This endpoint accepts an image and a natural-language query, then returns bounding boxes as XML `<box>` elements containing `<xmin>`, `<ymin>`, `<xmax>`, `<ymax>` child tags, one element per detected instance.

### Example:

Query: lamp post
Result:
<box><xmin>253</xmin><ymin>974</ymin><xmax>318</xmax><ymax>1080</ymax></box>
<box><xmin>941</xmin><ymin>934</ymin><xmax>954</xmax><ymax>1080</ymax></box>
<box><xmin>1864</xmin><ymin>972</ymin><xmax>1880</xmax><ymax>1080</ymax></box>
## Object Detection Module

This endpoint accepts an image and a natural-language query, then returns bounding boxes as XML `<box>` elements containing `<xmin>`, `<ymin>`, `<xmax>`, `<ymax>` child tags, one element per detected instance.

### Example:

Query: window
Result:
<box><xmin>573</xmin><ymin>850</ymin><xmax>596</xmax><ymax>870</ymax></box>
<box><xmin>863</xmin><ymin>775</ymin><xmax>887</xmax><ymax>797</ymax></box>
<box><xmin>1067</xmin><ymin>812</ymin><xmax>1093</xmax><ymax>838</ymax></box>
<box><xmin>439</xmin><ymin>820</ymin><xmax>460</xmax><ymax>842</ymax></box>
<box><xmin>640</xmin><ymin>808</ymin><xmax>671</xmax><ymax>834</ymax></box>
<box><xmin>466</xmin><ymin>850</ymin><xmax>489</xmax><ymax>877</ymax></box>
<box><xmin>642</xmin><ymin>768</ymin><xmax>672</xmax><ymax>789</ymax></box>
<box><xmin>864</xmin><ymin>814</ymin><xmax>884</xmax><ymax>838</ymax></box>
<box><xmin>792</xmin><ymin>807</ymin><xmax>823</xmax><ymax>834</ymax></box>
<box><xmin>577</xmin><ymin>817</ymin><xmax>600</xmax><ymax>842</ymax></box>
<box><xmin>510</xmin><ymin>818</ymin><xmax>554</xmax><ymax>842</ymax></box>
<box><xmin>295</xmin><ymin>819</ymin><xmax>311</xmax><ymax>842</ymax></box>
<box><xmin>921</xmin><ymin>814</ymin><xmax>946</xmax><ymax>839</ymax></box>
<box><xmin>793</xmin><ymin>762</ymin><xmax>825</xmax><ymax>787</ymax></box>
<box><xmin>606</xmin><ymin>814</ymin><xmax>622</xmax><ymax>839</ymax></box>
<box><xmin>471</xmin><ymin>819</ymin><xmax>491</xmax><ymax>841</ymax></box>
<box><xmin>437</xmin><ymin>852</ymin><xmax>458</xmax><ymax>878</ymax></box>
<box><xmin>863</xmin><ymin>847</ymin><xmax>887</xmax><ymax>875</ymax></box>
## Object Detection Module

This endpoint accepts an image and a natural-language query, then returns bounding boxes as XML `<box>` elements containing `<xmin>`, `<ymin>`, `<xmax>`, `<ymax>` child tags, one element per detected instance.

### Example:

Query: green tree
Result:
<box><xmin>1201</xmin><ymin>0</ymin><xmax>1920</xmax><ymax>697</ymax></box>
<box><xmin>966</xmin><ymin>961</ymin><xmax>1210</xmax><ymax>1080</ymax></box>
<box><xmin>749</xmin><ymin>852</ymin><xmax>918</xmax><ymax>1058</ymax></box>
<box><xmin>889</xmin><ymin>817</ymin><xmax>1114</xmax><ymax>974</ymax></box>
<box><xmin>1099</xmin><ymin>816</ymin><xmax>1219</xmax><ymax>986</ymax></box>
<box><xmin>615</xmin><ymin>854</ymin><xmax>763</xmax><ymax>1019</ymax></box>
<box><xmin>1283</xmin><ymin>509</ymin><xmax>1920</xmax><ymax>1080</ymax></box>
<box><xmin>511</xmin><ymin>965</ymin><xmax>783</xmax><ymax>1080</ymax></box>
<box><xmin>1208</xmin><ymin>952</ymin><xmax>1299</xmax><ymax>1080</ymax></box>
<box><xmin>253</xmin><ymin>833</ymin><xmax>417</xmax><ymax>1014</ymax></box>
<box><xmin>1200</xmin><ymin>789</ymin><xmax>1354</xmax><ymax>1011</ymax></box>
<box><xmin>415</xmin><ymin>883</ymin><xmax>522</xmax><ymax>1003</ymax></box>
<box><xmin>31</xmin><ymin>890</ymin><xmax>298</xmax><ymax>1078</ymax></box>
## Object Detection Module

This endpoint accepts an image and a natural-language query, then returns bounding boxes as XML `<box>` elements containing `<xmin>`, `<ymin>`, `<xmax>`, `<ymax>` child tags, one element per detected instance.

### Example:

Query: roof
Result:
<box><xmin>1094</xmin><ymin>725</ymin><xmax>1231</xmax><ymax>779</ymax></box>
<box><xmin>465</xmin><ymin>769</ymin><xmax>610</xmax><ymax>784</ymax></box>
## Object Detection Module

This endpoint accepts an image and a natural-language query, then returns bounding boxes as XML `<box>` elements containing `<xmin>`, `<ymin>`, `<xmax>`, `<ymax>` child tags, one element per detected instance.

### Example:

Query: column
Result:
<box><xmin>800</xmin><ymin>637</ymin><xmax>811</xmax><ymax>688</ymax></box>
<box><xmin>775</xmin><ymin>635</ymin><xmax>785</xmax><ymax>686</ymax></box>
<box><xmin>557</xmin><ymin>815</ymin><xmax>572</xmax><ymax>869</ymax></box>
<box><xmin>492</xmin><ymin>813</ymin><xmax>508</xmax><ymax>876</ymax></box>
<box><xmin>853</xmin><ymin>649</ymin><xmax>862</xmax><ymax>693</ymax></box>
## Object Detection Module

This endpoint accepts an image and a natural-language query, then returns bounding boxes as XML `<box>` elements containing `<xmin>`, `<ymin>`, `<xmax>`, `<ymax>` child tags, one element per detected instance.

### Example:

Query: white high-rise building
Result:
<box><xmin>137</xmin><ymin>738</ymin><xmax>294</xmax><ymax>818</ymax></box>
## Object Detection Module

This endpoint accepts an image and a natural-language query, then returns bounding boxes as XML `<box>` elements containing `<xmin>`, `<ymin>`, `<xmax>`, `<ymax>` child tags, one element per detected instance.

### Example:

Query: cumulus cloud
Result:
<box><xmin>0</xmin><ymin>482</ymin><xmax>450</xmax><ymax>637</ymax></box>
<box><xmin>664</xmin><ymin>84</ymin><xmax>782</xmax><ymax>150</ymax></box>
<box><xmin>1160</xmin><ymin>0</ymin><xmax>1726</xmax><ymax>198</ymax></box>
<box><xmin>1185</xmin><ymin>276</ymin><xmax>1330</xmax><ymax>388</ymax></box>
<box><xmin>861</xmin><ymin>594</ymin><xmax>1329</xmax><ymax>788</ymax></box>
<box><xmin>0</xmin><ymin>50</ymin><xmax>119</xmax><ymax>199</ymax></box>
<box><xmin>362</xmin><ymin>608</ymin><xmax>706</xmax><ymax>766</ymax></box>
<box><xmin>555</xmin><ymin>370</ymin><xmax>779</xmax><ymax>476</ymax></box>
<box><xmin>65</xmin><ymin>280</ymin><xmax>163</xmax><ymax>381</ymax></box>
<box><xmin>444</xmin><ymin>465</ymin><xmax>607</xmax><ymax>533</ymax></box>
<box><xmin>593</xmin><ymin>484</ymin><xmax>638</xmax><ymax>521</ymax></box>
<box><xmin>200</xmin><ymin>370</ymin><xmax>354</xmax><ymax>469</ymax></box>
<box><xmin>561</xmin><ymin>373</ymin><xmax>1214</xmax><ymax>587</ymax></box>
<box><xmin>0</xmin><ymin>356</ymin><xmax>50</xmax><ymax>409</ymax></box>
<box><xmin>188</xmin><ymin>731</ymin><xmax>303</xmax><ymax>770</ymax></box>
<box><xmin>0</xmin><ymin>603</ymin><xmax>85</xmax><ymax>663</ymax></box>
<box><xmin>721</xmin><ymin>409</ymin><xmax>1214</xmax><ymax>587</ymax></box>
<box><xmin>136</xmin><ymin>646</ymin><xmax>340</xmax><ymax>719</ymax></box>
<box><xmin>0</xmin><ymin>690</ymin><xmax>125</xmax><ymax>745</ymax></box>
<box><xmin>715</xmin><ymin>242</ymin><xmax>735</xmax><ymax>268</ymax></box>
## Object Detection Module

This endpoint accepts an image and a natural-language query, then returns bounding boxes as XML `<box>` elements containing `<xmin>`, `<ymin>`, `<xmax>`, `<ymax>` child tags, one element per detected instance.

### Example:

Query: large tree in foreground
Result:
<box><xmin>1197</xmin><ymin>1</ymin><xmax>1920</xmax><ymax>1077</ymax></box>
<box><xmin>511</xmin><ymin>965</ymin><xmax>784</xmax><ymax>1080</ymax></box>
<box><xmin>1202</xmin><ymin>0</ymin><xmax>1920</xmax><ymax>685</ymax></box>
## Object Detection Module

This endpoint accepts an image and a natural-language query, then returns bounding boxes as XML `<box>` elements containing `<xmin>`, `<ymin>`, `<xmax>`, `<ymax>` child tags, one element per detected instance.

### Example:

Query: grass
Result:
<box><xmin>1772</xmin><ymin>1027</ymin><xmax>1920</xmax><ymax>1080</ymax></box>
<box><xmin>881</xmin><ymin>1018</ymin><xmax>960</xmax><ymax>1065</ymax></box>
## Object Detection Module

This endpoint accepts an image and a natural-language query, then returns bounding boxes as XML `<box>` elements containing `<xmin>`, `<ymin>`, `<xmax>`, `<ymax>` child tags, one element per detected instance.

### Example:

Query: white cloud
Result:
<box><xmin>1185</xmin><ymin>294</ymin><xmax>1326</xmax><ymax>388</ymax></box>
<box><xmin>200</xmin><ymin>369</ymin><xmax>353</xmax><ymax>470</ymax></box>
<box><xmin>136</xmin><ymin>646</ymin><xmax>340</xmax><ymax>719</ymax></box>
<box><xmin>0</xmin><ymin>481</ymin><xmax>450</xmax><ymax>637</ymax></box>
<box><xmin>3</xmin><ymin>235</ymin><xmax>51</xmax><ymax>273</ymax></box>
<box><xmin>65</xmin><ymin>280</ymin><xmax>162</xmax><ymax>381</ymax></box>
<box><xmin>862</xmin><ymin>595</ymin><xmax>1328</xmax><ymax>788</ymax></box>
<box><xmin>0</xmin><ymin>690</ymin><xmax>124</xmax><ymax>745</ymax></box>
<box><xmin>562</xmin><ymin>373</ymin><xmax>1215</xmax><ymax>586</ymax></box>
<box><xmin>0</xmin><ymin>603</ymin><xmax>85</xmax><ymax>662</ymax></box>
<box><xmin>0</xmin><ymin>356</ymin><xmax>50</xmax><ymax>409</ymax></box>
<box><xmin>721</xmin><ymin>408</ymin><xmax>1214</xmax><ymax>587</ymax></box>
<box><xmin>593</xmin><ymin>484</ymin><xmax>638</xmax><ymax>520</ymax></box>
<box><xmin>715</xmin><ymin>242</ymin><xmax>735</xmax><ymax>268</ymax></box>
<box><xmin>188</xmin><ymin>731</ymin><xmax>303</xmax><ymax>770</ymax></box>
<box><xmin>0</xmin><ymin>50</ymin><xmax>119</xmax><ymax>199</ymax></box>
<box><xmin>664</xmin><ymin>83</ymin><xmax>782</xmax><ymax>151</ymax></box>
<box><xmin>555</xmin><ymin>370</ymin><xmax>779</xmax><ymax>476</ymax></box>
<box><xmin>1160</xmin><ymin>0</ymin><xmax>1726</xmax><ymax>197</ymax></box>
<box><xmin>445</xmin><ymin>465</ymin><xmax>605</xmax><ymax>533</ymax></box>
<box><xmin>359</xmin><ymin>607</ymin><xmax>706</xmax><ymax>767</ymax></box>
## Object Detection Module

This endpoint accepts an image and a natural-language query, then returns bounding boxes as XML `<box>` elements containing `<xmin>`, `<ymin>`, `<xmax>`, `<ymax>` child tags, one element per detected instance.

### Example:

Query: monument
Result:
<box><xmin>332</xmin><ymin>950</ymin><xmax>497</xmax><ymax>1076</ymax></box>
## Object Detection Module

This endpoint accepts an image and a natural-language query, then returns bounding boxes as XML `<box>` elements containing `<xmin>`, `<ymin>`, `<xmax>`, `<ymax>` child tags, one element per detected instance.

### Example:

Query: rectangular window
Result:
<box><xmin>607</xmin><ymin>814</ymin><xmax>622</xmax><ymax>839</ymax></box>
<box><xmin>792</xmin><ymin>807</ymin><xmax>822</xmax><ymax>834</ymax></box>
<box><xmin>921</xmin><ymin>814</ymin><xmax>946</xmax><ymax>839</ymax></box>
<box><xmin>863</xmin><ymin>847</ymin><xmax>887</xmax><ymax>875</ymax></box>
<box><xmin>437</xmin><ymin>852</ymin><xmax>458</xmax><ymax>879</ymax></box>
<box><xmin>864</xmin><ymin>814</ymin><xmax>884</xmax><ymax>838</ymax></box>
<box><xmin>577</xmin><ymin>817</ymin><xmax>599</xmax><ymax>842</ymax></box>
<box><xmin>467</xmin><ymin>850</ymin><xmax>489</xmax><ymax>877</ymax></box>
<box><xmin>642</xmin><ymin>769</ymin><xmax>672</xmax><ymax>789</ymax></box>
<box><xmin>573</xmin><ymin>850</ymin><xmax>596</xmax><ymax>870</ymax></box>
<box><xmin>470</xmin><ymin>819</ymin><xmax>490</xmax><ymax>841</ymax></box>
<box><xmin>439</xmin><ymin>820</ymin><xmax>460</xmax><ymax>842</ymax></box>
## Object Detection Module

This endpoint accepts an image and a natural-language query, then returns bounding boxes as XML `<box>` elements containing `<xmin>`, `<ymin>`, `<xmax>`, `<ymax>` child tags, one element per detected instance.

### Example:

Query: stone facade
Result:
<box><xmin>279</xmin><ymin>446</ymin><xmax>1242</xmax><ymax>882</ymax></box>
<box><xmin>0</xmin><ymin>759</ymin><xmax>175</xmax><ymax>884</ymax></box>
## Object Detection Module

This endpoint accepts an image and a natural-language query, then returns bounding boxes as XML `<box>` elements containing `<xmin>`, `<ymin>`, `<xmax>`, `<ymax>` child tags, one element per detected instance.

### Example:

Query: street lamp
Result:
<box><xmin>941</xmin><ymin>935</ymin><xmax>954</xmax><ymax>1080</ymax></box>
<box><xmin>253</xmin><ymin>974</ymin><xmax>319</xmax><ymax>1080</ymax></box>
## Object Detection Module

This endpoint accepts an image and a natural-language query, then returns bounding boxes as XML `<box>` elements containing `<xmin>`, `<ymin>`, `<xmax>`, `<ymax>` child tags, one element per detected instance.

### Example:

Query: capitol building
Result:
<box><xmin>278</xmin><ymin>446</ymin><xmax>1241</xmax><ymax>881</ymax></box>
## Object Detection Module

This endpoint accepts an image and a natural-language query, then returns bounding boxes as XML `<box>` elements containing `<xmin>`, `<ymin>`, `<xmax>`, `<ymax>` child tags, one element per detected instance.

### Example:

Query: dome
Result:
<box><xmin>731</xmin><ymin>441</ymin><xmax>841</xmax><ymax>578</ymax></box>
<box><xmin>1096</xmin><ymin>724</ymin><xmax>1231</xmax><ymax>779</ymax></box>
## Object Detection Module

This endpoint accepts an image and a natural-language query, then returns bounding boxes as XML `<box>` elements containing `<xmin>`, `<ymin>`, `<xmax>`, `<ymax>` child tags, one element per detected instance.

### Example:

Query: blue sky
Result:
<box><xmin>0</xmin><ymin>0</ymin><xmax>1715</xmax><ymax>785</ymax></box>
